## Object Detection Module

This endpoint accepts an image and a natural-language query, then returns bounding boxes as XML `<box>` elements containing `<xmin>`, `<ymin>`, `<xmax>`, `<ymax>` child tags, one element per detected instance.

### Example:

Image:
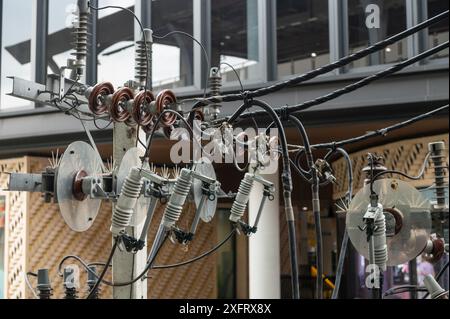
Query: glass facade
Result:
<box><xmin>0</xmin><ymin>0</ymin><xmax>448</xmax><ymax>111</ymax></box>
<box><xmin>97</xmin><ymin>0</ymin><xmax>136</xmax><ymax>88</ymax></box>
<box><xmin>276</xmin><ymin>0</ymin><xmax>330</xmax><ymax>78</ymax></box>
<box><xmin>47</xmin><ymin>0</ymin><xmax>78</xmax><ymax>77</ymax></box>
<box><xmin>348</xmin><ymin>0</ymin><xmax>407</xmax><ymax>69</ymax></box>
<box><xmin>211</xmin><ymin>0</ymin><xmax>263</xmax><ymax>84</ymax></box>
<box><xmin>0</xmin><ymin>1</ymin><xmax>32</xmax><ymax>110</ymax></box>
<box><xmin>428</xmin><ymin>0</ymin><xmax>449</xmax><ymax>59</ymax></box>
<box><xmin>151</xmin><ymin>0</ymin><xmax>194</xmax><ymax>90</ymax></box>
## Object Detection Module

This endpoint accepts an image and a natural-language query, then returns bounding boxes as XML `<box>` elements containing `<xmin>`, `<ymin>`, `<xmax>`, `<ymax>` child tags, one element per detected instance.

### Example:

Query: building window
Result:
<box><xmin>276</xmin><ymin>0</ymin><xmax>330</xmax><ymax>78</ymax></box>
<box><xmin>1</xmin><ymin>1</ymin><xmax>32</xmax><ymax>110</ymax></box>
<box><xmin>47</xmin><ymin>0</ymin><xmax>79</xmax><ymax>78</ymax></box>
<box><xmin>97</xmin><ymin>0</ymin><xmax>135</xmax><ymax>88</ymax></box>
<box><xmin>151</xmin><ymin>0</ymin><xmax>194</xmax><ymax>91</ymax></box>
<box><xmin>348</xmin><ymin>0</ymin><xmax>407</xmax><ymax>69</ymax></box>
<box><xmin>428</xmin><ymin>0</ymin><xmax>449</xmax><ymax>59</ymax></box>
<box><xmin>211</xmin><ymin>0</ymin><xmax>263</xmax><ymax>85</ymax></box>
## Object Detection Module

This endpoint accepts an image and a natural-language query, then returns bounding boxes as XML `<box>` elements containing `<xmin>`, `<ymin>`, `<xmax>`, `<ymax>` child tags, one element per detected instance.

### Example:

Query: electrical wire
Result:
<box><xmin>89</xmin><ymin>3</ymin><xmax>151</xmax><ymax>149</ymax></box>
<box><xmin>150</xmin><ymin>227</ymin><xmax>237</xmax><ymax>271</ymax></box>
<box><xmin>237</xmin><ymin>41</ymin><xmax>449</xmax><ymax>120</ymax></box>
<box><xmin>288</xmin><ymin>115</ymin><xmax>319</xmax><ymax>299</ymax></box>
<box><xmin>24</xmin><ymin>272</ymin><xmax>39</xmax><ymax>299</ymax></box>
<box><xmin>153</xmin><ymin>31</ymin><xmax>210</xmax><ymax>98</ymax></box>
<box><xmin>226</xmin><ymin>99</ymin><xmax>300</xmax><ymax>299</ymax></box>
<box><xmin>86</xmin><ymin>237</ymin><xmax>118</xmax><ymax>299</ymax></box>
<box><xmin>186</xmin><ymin>10</ymin><xmax>449</xmax><ymax>107</ymax></box>
<box><xmin>220</xmin><ymin>62</ymin><xmax>245</xmax><ymax>94</ymax></box>
<box><xmin>369</xmin><ymin>152</ymin><xmax>432</xmax><ymax>194</ymax></box>
<box><xmin>330</xmin><ymin>148</ymin><xmax>353</xmax><ymax>299</ymax></box>
<box><xmin>384</xmin><ymin>285</ymin><xmax>428</xmax><ymax>297</ymax></box>
<box><xmin>312</xmin><ymin>104</ymin><xmax>449</xmax><ymax>150</ymax></box>
<box><xmin>422</xmin><ymin>260</ymin><xmax>449</xmax><ymax>299</ymax></box>
<box><xmin>58</xmin><ymin>229</ymin><xmax>236</xmax><ymax>287</ymax></box>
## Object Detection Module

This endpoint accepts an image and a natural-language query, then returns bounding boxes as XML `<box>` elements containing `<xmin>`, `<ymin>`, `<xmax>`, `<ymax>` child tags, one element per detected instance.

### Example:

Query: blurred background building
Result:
<box><xmin>0</xmin><ymin>0</ymin><xmax>448</xmax><ymax>299</ymax></box>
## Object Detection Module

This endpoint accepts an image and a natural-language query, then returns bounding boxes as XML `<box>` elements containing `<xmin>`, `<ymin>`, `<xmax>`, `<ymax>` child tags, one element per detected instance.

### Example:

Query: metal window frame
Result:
<box><xmin>329</xmin><ymin>0</ymin><xmax>349</xmax><ymax>74</ymax></box>
<box><xmin>206</xmin><ymin>0</ymin><xmax>269</xmax><ymax>90</ymax></box>
<box><xmin>32</xmin><ymin>0</ymin><xmax>49</xmax><ymax>108</ymax></box>
<box><xmin>276</xmin><ymin>0</ymin><xmax>335</xmax><ymax>81</ymax></box>
<box><xmin>141</xmin><ymin>0</ymin><xmax>202</xmax><ymax>95</ymax></box>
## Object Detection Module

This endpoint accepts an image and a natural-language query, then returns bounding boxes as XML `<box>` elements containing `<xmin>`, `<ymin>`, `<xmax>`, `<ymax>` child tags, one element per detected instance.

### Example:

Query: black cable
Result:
<box><xmin>153</xmin><ymin>31</ymin><xmax>210</xmax><ymax>98</ymax></box>
<box><xmin>436</xmin><ymin>260</ymin><xmax>450</xmax><ymax>281</ymax></box>
<box><xmin>86</xmin><ymin>237</ymin><xmax>118</xmax><ymax>299</ymax></box>
<box><xmin>330</xmin><ymin>148</ymin><xmax>353</xmax><ymax>299</ymax></box>
<box><xmin>186</xmin><ymin>10</ymin><xmax>448</xmax><ymax>106</ymax></box>
<box><xmin>423</xmin><ymin>260</ymin><xmax>449</xmax><ymax>299</ymax></box>
<box><xmin>369</xmin><ymin>152</ymin><xmax>431</xmax><ymax>194</ymax></box>
<box><xmin>312</xmin><ymin>104</ymin><xmax>449</xmax><ymax>150</ymax></box>
<box><xmin>227</xmin><ymin>99</ymin><xmax>300</xmax><ymax>299</ymax></box>
<box><xmin>58</xmin><ymin>229</ymin><xmax>236</xmax><ymax>287</ymax></box>
<box><xmin>143</xmin><ymin>109</ymin><xmax>212</xmax><ymax>164</ymax></box>
<box><xmin>238</xmin><ymin>41</ymin><xmax>449</xmax><ymax>120</ymax></box>
<box><xmin>384</xmin><ymin>285</ymin><xmax>428</xmax><ymax>297</ymax></box>
<box><xmin>150</xmin><ymin>228</ymin><xmax>237</xmax><ymax>270</ymax></box>
<box><xmin>288</xmin><ymin>115</ymin><xmax>318</xmax><ymax>299</ymax></box>
<box><xmin>220</xmin><ymin>62</ymin><xmax>245</xmax><ymax>93</ymax></box>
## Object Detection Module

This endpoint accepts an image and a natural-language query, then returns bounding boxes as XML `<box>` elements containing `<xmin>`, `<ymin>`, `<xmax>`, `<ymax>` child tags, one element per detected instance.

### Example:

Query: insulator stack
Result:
<box><xmin>373</xmin><ymin>211</ymin><xmax>388</xmax><ymax>272</ymax></box>
<box><xmin>230</xmin><ymin>173</ymin><xmax>254</xmax><ymax>223</ymax></box>
<box><xmin>135</xmin><ymin>29</ymin><xmax>153</xmax><ymax>89</ymax></box>
<box><xmin>163</xmin><ymin>168</ymin><xmax>192</xmax><ymax>227</ymax></box>
<box><xmin>87</xmin><ymin>266</ymin><xmax>100</xmax><ymax>299</ymax></box>
<box><xmin>428</xmin><ymin>142</ymin><xmax>447</xmax><ymax>207</ymax></box>
<box><xmin>72</xmin><ymin>0</ymin><xmax>90</xmax><ymax>76</ymax></box>
<box><xmin>37</xmin><ymin>269</ymin><xmax>53</xmax><ymax>299</ymax></box>
<box><xmin>63</xmin><ymin>267</ymin><xmax>78</xmax><ymax>299</ymax></box>
<box><xmin>208</xmin><ymin>67</ymin><xmax>222</xmax><ymax>120</ymax></box>
<box><xmin>111</xmin><ymin>168</ymin><xmax>143</xmax><ymax>236</ymax></box>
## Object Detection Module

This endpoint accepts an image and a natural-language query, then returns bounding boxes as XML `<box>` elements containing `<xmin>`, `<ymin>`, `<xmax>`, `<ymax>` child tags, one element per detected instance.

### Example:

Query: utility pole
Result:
<box><xmin>112</xmin><ymin>125</ymin><xmax>148</xmax><ymax>299</ymax></box>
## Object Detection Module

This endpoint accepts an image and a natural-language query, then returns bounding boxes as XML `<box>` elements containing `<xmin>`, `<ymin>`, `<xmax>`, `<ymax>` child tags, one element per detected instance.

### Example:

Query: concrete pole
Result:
<box><xmin>248</xmin><ymin>167</ymin><xmax>281</xmax><ymax>298</ymax></box>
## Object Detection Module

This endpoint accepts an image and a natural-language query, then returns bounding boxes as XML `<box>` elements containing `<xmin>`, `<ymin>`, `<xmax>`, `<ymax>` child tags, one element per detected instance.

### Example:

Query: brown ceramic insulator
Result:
<box><xmin>156</xmin><ymin>89</ymin><xmax>177</xmax><ymax>127</ymax></box>
<box><xmin>384</xmin><ymin>207</ymin><xmax>403</xmax><ymax>236</ymax></box>
<box><xmin>88</xmin><ymin>82</ymin><xmax>114</xmax><ymax>115</ymax></box>
<box><xmin>142</xmin><ymin>121</ymin><xmax>156</xmax><ymax>134</ymax></box>
<box><xmin>110</xmin><ymin>87</ymin><xmax>134</xmax><ymax>123</ymax></box>
<box><xmin>132</xmin><ymin>90</ymin><xmax>156</xmax><ymax>126</ymax></box>
<box><xmin>424</xmin><ymin>237</ymin><xmax>445</xmax><ymax>263</ymax></box>
<box><xmin>193</xmin><ymin>109</ymin><xmax>205</xmax><ymax>122</ymax></box>
<box><xmin>72</xmin><ymin>170</ymin><xmax>88</xmax><ymax>201</ymax></box>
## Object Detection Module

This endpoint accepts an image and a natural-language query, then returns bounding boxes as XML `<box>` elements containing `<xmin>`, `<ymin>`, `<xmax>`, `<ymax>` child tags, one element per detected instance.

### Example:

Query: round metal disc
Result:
<box><xmin>346</xmin><ymin>178</ymin><xmax>431</xmax><ymax>266</ymax></box>
<box><xmin>56</xmin><ymin>141</ymin><xmax>102</xmax><ymax>232</ymax></box>
<box><xmin>192</xmin><ymin>159</ymin><xmax>217</xmax><ymax>223</ymax></box>
<box><xmin>116</xmin><ymin>147</ymin><xmax>149</xmax><ymax>226</ymax></box>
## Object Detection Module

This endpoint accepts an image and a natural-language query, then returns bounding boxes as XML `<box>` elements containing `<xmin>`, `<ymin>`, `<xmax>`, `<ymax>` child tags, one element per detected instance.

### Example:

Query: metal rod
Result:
<box><xmin>138</xmin><ymin>196</ymin><xmax>158</xmax><ymax>243</ymax></box>
<box><xmin>190</xmin><ymin>195</ymin><xmax>207</xmax><ymax>235</ymax></box>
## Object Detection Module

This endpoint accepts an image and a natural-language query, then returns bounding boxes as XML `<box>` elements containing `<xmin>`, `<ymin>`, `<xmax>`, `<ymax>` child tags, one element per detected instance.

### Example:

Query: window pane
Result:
<box><xmin>277</xmin><ymin>0</ymin><xmax>330</xmax><ymax>78</ymax></box>
<box><xmin>211</xmin><ymin>0</ymin><xmax>262</xmax><ymax>84</ymax></box>
<box><xmin>428</xmin><ymin>0</ymin><xmax>449</xmax><ymax>59</ymax></box>
<box><xmin>151</xmin><ymin>0</ymin><xmax>194</xmax><ymax>90</ymax></box>
<box><xmin>1</xmin><ymin>1</ymin><xmax>32</xmax><ymax>110</ymax></box>
<box><xmin>348</xmin><ymin>0</ymin><xmax>407</xmax><ymax>68</ymax></box>
<box><xmin>47</xmin><ymin>0</ymin><xmax>78</xmax><ymax>78</ymax></box>
<box><xmin>97</xmin><ymin>0</ymin><xmax>135</xmax><ymax>88</ymax></box>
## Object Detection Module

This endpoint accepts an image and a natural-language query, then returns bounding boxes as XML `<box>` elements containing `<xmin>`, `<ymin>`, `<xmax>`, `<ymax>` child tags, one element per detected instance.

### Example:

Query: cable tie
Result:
<box><xmin>280</xmin><ymin>105</ymin><xmax>290</xmax><ymax>121</ymax></box>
